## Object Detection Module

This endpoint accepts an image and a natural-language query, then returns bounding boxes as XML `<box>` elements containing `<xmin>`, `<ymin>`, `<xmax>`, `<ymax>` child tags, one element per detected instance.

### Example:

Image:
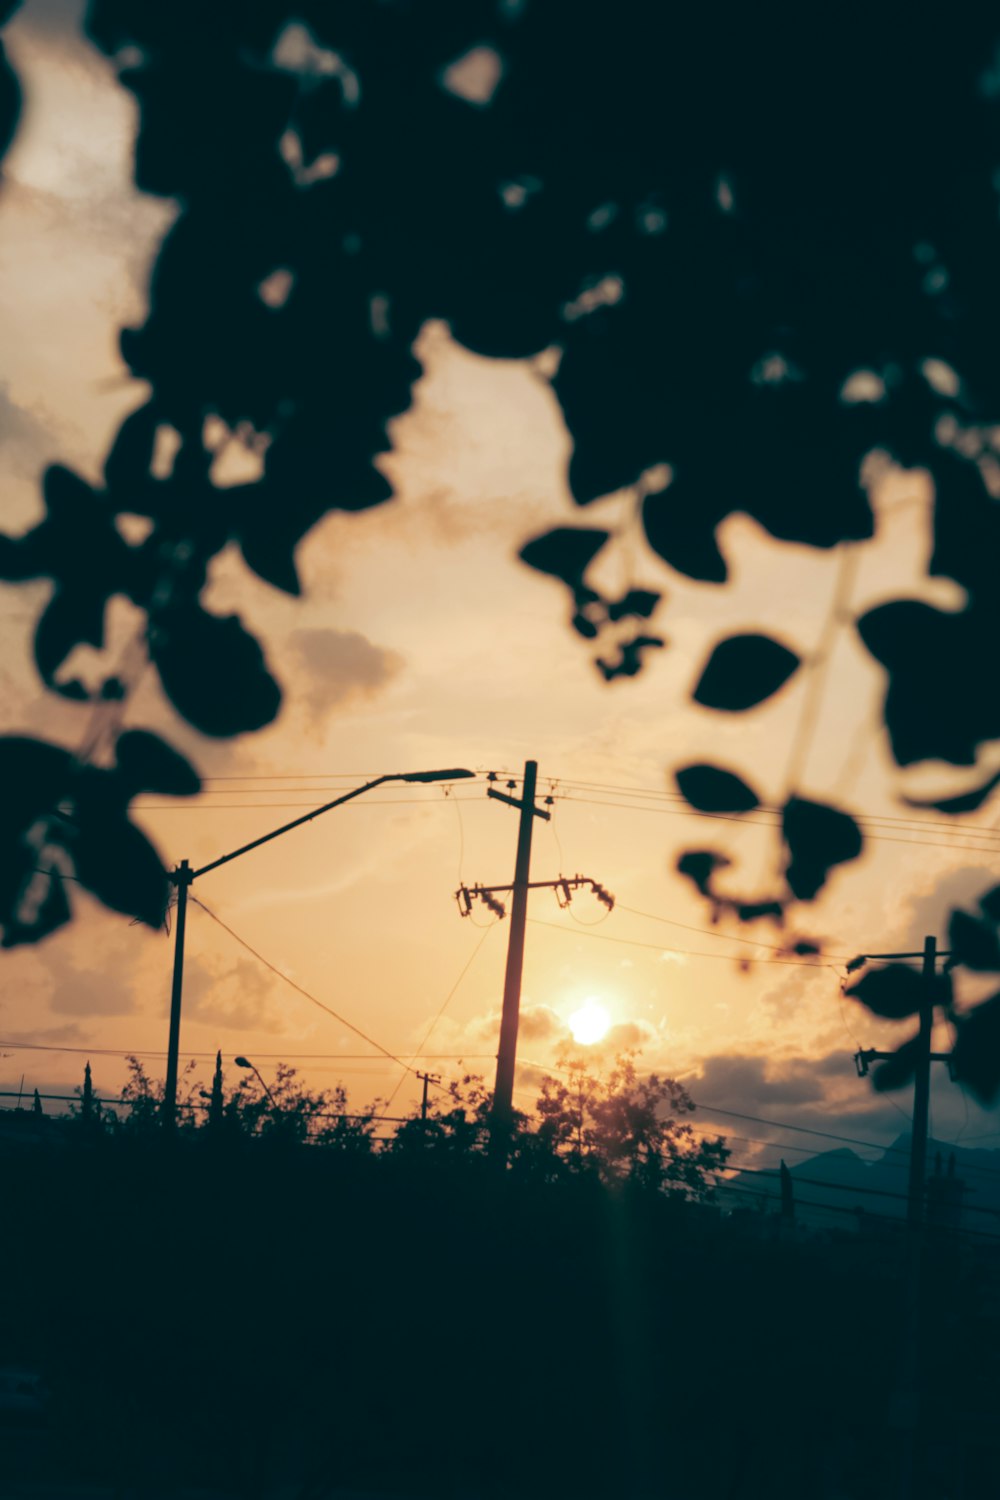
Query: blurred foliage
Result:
<box><xmin>0</xmin><ymin>3</ymin><xmax>999</xmax><ymax>1085</ymax></box>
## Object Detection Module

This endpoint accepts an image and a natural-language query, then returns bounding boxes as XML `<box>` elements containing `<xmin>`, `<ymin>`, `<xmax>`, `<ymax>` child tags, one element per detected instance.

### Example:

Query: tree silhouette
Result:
<box><xmin>207</xmin><ymin>1048</ymin><xmax>224</xmax><ymax>1132</ymax></box>
<box><xmin>2</xmin><ymin>3</ymin><xmax>1000</xmax><ymax>1092</ymax></box>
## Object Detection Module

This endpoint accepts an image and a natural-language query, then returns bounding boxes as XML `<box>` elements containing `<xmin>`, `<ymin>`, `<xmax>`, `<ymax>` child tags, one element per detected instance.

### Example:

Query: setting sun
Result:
<box><xmin>568</xmin><ymin>1000</ymin><xmax>611</xmax><ymax>1046</ymax></box>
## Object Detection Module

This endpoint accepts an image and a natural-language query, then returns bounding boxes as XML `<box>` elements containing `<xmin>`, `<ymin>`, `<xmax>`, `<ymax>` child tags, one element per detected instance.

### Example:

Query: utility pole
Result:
<box><xmin>162</xmin><ymin>859</ymin><xmax>192</xmax><ymax>1132</ymax></box>
<box><xmin>460</xmin><ymin>764</ymin><xmax>614</xmax><ymax>1161</ymax></box>
<box><xmin>850</xmin><ymin>934</ymin><xmax>952</xmax><ymax>1500</ymax></box>
<box><xmin>156</xmin><ymin>767</ymin><xmax>472</xmax><ymax>1132</ymax></box>
<box><xmin>909</xmin><ymin>935</ymin><xmax>937</xmax><ymax>1232</ymax></box>
<box><xmin>851</xmin><ymin>935</ymin><xmax>952</xmax><ymax>1230</ymax></box>
<box><xmin>492</xmin><ymin>760</ymin><xmax>542</xmax><ymax>1155</ymax></box>
<box><xmin>416</xmin><ymin>1070</ymin><xmax>439</xmax><ymax>1122</ymax></box>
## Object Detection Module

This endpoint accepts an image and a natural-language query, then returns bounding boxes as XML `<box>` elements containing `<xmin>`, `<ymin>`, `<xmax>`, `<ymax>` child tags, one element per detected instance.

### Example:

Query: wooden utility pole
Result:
<box><xmin>907</xmin><ymin>935</ymin><xmax>937</xmax><ymax>1231</ymax></box>
<box><xmin>852</xmin><ymin>934</ymin><xmax>950</xmax><ymax>1230</ymax></box>
<box><xmin>457</xmin><ymin>764</ymin><xmax>613</xmax><ymax>1161</ymax></box>
<box><xmin>162</xmin><ymin>859</ymin><xmax>192</xmax><ymax>1133</ymax></box>
<box><xmin>492</xmin><ymin>760</ymin><xmax>540</xmax><ymax>1152</ymax></box>
<box><xmin>851</xmin><ymin>933</ymin><xmax>951</xmax><ymax>1500</ymax></box>
<box><xmin>416</xmin><ymin>1070</ymin><xmax>439</xmax><ymax>1122</ymax></box>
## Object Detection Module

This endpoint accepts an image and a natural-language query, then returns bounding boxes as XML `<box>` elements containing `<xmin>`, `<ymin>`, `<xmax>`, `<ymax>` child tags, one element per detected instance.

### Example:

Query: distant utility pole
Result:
<box><xmin>850</xmin><ymin>933</ymin><xmax>953</xmax><ymax>1500</ymax></box>
<box><xmin>416</xmin><ymin>1070</ymin><xmax>440</xmax><ymax>1122</ymax></box>
<box><xmin>851</xmin><ymin>935</ymin><xmax>952</xmax><ymax>1230</ymax></box>
<box><xmin>460</xmin><ymin>762</ymin><xmax>614</xmax><ymax>1160</ymax></box>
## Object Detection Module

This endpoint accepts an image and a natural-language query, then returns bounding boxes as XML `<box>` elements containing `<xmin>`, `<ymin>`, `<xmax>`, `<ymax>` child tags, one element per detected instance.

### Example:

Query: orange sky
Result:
<box><xmin>1</xmin><ymin>1</ymin><xmax>998</xmax><ymax>1151</ymax></box>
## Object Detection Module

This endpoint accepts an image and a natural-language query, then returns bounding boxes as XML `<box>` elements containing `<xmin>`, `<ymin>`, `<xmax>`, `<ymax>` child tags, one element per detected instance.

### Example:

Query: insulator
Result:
<box><xmin>482</xmin><ymin>890</ymin><xmax>506</xmax><ymax>919</ymax></box>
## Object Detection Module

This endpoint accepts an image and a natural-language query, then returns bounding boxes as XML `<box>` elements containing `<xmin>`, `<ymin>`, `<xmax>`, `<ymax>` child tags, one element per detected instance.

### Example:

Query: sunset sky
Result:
<box><xmin>2</xmin><ymin>0</ymin><xmax>999</xmax><ymax>1157</ymax></box>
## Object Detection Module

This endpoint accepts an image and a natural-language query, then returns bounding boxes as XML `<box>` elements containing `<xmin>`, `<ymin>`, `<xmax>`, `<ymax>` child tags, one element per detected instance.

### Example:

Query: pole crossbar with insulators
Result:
<box><xmin>475</xmin><ymin>761</ymin><xmax>613</xmax><ymax>1163</ymax></box>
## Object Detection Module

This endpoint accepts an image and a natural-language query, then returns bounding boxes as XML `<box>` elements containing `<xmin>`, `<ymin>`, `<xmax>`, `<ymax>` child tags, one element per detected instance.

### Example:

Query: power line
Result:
<box><xmin>190</xmin><ymin>897</ymin><xmax>418</xmax><ymax>1079</ymax></box>
<box><xmin>135</xmin><ymin>795</ymin><xmax>485</xmax><ymax>812</ymax></box>
<box><xmin>0</xmin><ymin>1040</ymin><xmax>496</xmax><ymax>1061</ymax></box>
<box><xmin>553</xmin><ymin>792</ymin><xmax>1000</xmax><ymax>856</ymax></box>
<box><xmin>378</xmin><ymin>924</ymin><xmax>497</xmax><ymax>1118</ymax></box>
<box><xmin>509</xmin><ymin>774</ymin><xmax>1000</xmax><ymax>840</ymax></box>
<box><xmin>614</xmin><ymin>902</ymin><xmax>849</xmax><ymax>958</ymax></box>
<box><xmin>695</xmin><ymin>1102</ymin><xmax>1000</xmax><ymax>1183</ymax></box>
<box><xmin>527</xmin><ymin>915</ymin><xmax>843</xmax><ymax>968</ymax></box>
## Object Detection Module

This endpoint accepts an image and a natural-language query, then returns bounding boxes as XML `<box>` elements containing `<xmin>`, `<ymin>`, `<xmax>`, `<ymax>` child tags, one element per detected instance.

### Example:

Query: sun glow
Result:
<box><xmin>568</xmin><ymin>1000</ymin><xmax>611</xmax><ymax>1046</ymax></box>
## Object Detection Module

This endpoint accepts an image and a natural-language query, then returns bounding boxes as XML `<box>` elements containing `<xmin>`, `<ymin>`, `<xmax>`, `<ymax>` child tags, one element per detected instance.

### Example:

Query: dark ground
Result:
<box><xmin>1</xmin><ymin>1135</ymin><xmax>997</xmax><ymax>1499</ymax></box>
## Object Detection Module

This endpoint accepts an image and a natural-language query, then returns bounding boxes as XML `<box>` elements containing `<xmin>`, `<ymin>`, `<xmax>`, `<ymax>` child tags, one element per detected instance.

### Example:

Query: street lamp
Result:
<box><xmin>234</xmin><ymin>1055</ymin><xmax>278</xmax><ymax>1109</ymax></box>
<box><xmin>161</xmin><ymin>767</ymin><xmax>474</xmax><ymax>1129</ymax></box>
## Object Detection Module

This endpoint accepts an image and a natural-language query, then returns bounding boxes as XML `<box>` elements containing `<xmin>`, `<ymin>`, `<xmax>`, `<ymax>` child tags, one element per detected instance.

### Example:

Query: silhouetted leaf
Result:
<box><xmin>0</xmin><ymin>34</ymin><xmax>22</xmax><ymax>162</ymax></box>
<box><xmin>0</xmin><ymin>864</ymin><xmax>72</xmax><ymax>950</ymax></box>
<box><xmin>948</xmin><ymin>909</ymin><xmax>1000</xmax><ymax>972</ymax></box>
<box><xmin>782</xmin><ymin>797</ymin><xmax>863</xmax><ymax>901</ymax></box>
<box><xmin>693</xmin><ymin>635</ymin><xmax>799</xmax><ymax>711</ymax></box>
<box><xmin>871</xmin><ymin>1035</ymin><xmax>921</xmax><ymax>1093</ymax></box>
<box><xmin>571</xmin><ymin>612</ymin><xmax>600</xmax><ymax>639</ymax></box>
<box><xmin>34</xmin><ymin>588</ymin><xmax>105</xmax><ymax>685</ymax></box>
<box><xmin>520</xmin><ymin>528</ymin><xmax>610</xmax><ymax>587</ymax></box>
<box><xmin>856</xmin><ymin>601</ymin><xmax>1000</xmax><ymax>766</ymax></box>
<box><xmin>114</xmin><ymin>730</ymin><xmax>201</xmax><ymax>799</ymax></box>
<box><xmin>736</xmin><ymin>900</ymin><xmax>785</xmax><ymax>922</ymax></box>
<box><xmin>642</xmin><ymin>487</ymin><xmax>728</xmax><ymax>583</ymax></box>
<box><xmin>902</xmin><ymin>768</ymin><xmax>1000</xmax><ymax>816</ymax></box>
<box><xmin>980</xmin><ymin>886</ymin><xmax>1000</xmax><ymax>923</ymax></box>
<box><xmin>104</xmin><ymin>399</ymin><xmax>158</xmax><ymax>494</ymax></box>
<box><xmin>607</xmin><ymin>589</ymin><xmax>660</xmax><ymax>622</ymax></box>
<box><xmin>929</xmin><ymin>448</ymin><xmax>1000</xmax><ymax>604</ymax></box>
<box><xmin>239</xmin><ymin>528</ymin><xmax>301</xmax><ymax>596</ymax></box>
<box><xmin>0</xmin><ymin>737</ymin><xmax>76</xmax><ymax>943</ymax></box>
<box><xmin>0</xmin><ymin>737</ymin><xmax>74</xmax><ymax>821</ymax></box>
<box><xmin>951</xmin><ymin>992</ymin><xmax>1000</xmax><ymax>1105</ymax></box>
<box><xmin>43</xmin><ymin>462</ymin><xmax>99</xmax><ymax>522</ymax></box>
<box><xmin>0</xmin><ymin>532</ymin><xmax>43</xmax><ymax>581</ymax></box>
<box><xmin>677</xmin><ymin>849</ymin><xmax>730</xmax><ymax>897</ymax></box>
<box><xmin>73</xmin><ymin>816</ymin><xmax>168</xmax><ymax>928</ymax></box>
<box><xmin>846</xmin><ymin>964</ymin><xmax>923</xmax><ymax>1020</ymax></box>
<box><xmin>675</xmin><ymin>764</ymin><xmax>759</xmax><ymax>814</ymax></box>
<box><xmin>596</xmin><ymin>634</ymin><xmax>664</xmax><ymax>680</ymax></box>
<box><xmin>150</xmin><ymin>605</ymin><xmax>281</xmax><ymax>737</ymax></box>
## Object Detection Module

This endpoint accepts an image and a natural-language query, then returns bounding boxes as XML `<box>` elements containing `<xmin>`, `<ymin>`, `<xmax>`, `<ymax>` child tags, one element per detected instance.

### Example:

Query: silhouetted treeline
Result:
<box><xmin>1</xmin><ymin>1111</ymin><xmax>997</xmax><ymax>1497</ymax></box>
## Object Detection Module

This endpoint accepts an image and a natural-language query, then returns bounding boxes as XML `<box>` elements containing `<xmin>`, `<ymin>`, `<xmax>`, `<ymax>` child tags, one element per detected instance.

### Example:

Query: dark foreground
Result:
<box><xmin>1</xmin><ymin>1137</ymin><xmax>997</xmax><ymax>1499</ymax></box>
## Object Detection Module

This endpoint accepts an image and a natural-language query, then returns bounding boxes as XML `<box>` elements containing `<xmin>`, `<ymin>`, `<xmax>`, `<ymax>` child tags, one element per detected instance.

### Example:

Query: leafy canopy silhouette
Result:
<box><xmin>1</xmin><ymin>2</ymin><xmax>1000</xmax><ymax>1093</ymax></box>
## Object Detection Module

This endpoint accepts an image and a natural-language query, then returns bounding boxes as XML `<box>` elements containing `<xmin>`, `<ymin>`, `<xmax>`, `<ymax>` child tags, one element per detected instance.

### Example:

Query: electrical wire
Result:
<box><xmin>378</xmin><ymin>924</ymin><xmax>496</xmax><ymax>1118</ymax></box>
<box><xmin>694</xmin><ymin>1102</ymin><xmax>1000</xmax><ymax>1182</ymax></box>
<box><xmin>527</xmin><ymin>915</ymin><xmax>843</xmax><ymax>968</ymax></box>
<box><xmin>134</xmin><ymin>795</ymin><xmax>485</xmax><ymax>811</ymax></box>
<box><xmin>494</xmin><ymin>770</ymin><xmax>1000</xmax><ymax>835</ymax></box>
<box><xmin>614</xmin><ymin>902</ymin><xmax>849</xmax><ymax>958</ymax></box>
<box><xmin>190</xmin><ymin>896</ymin><xmax>418</xmax><ymax>1079</ymax></box>
<box><xmin>551</xmin><ymin>792</ymin><xmax>1000</xmax><ymax>856</ymax></box>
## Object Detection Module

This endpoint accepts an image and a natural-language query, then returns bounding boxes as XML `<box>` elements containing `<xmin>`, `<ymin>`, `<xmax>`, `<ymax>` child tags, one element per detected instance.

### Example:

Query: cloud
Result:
<box><xmin>518</xmin><ymin>1004</ymin><xmax>563</xmax><ymax>1042</ymax></box>
<box><xmin>289</xmin><ymin>627</ymin><xmax>403</xmax><ymax>725</ymax></box>
<box><xmin>45</xmin><ymin>930</ymin><xmax>153</xmax><ymax>1016</ymax></box>
<box><xmin>894</xmin><ymin>863</ymin><xmax>997</xmax><ymax>949</ymax></box>
<box><xmin>688</xmin><ymin>1052</ymin><xmax>827</xmax><ymax>1109</ymax></box>
<box><xmin>183</xmin><ymin>951</ymin><xmax>288</xmax><ymax>1034</ymax></box>
<box><xmin>0</xmin><ymin>379</ymin><xmax>50</xmax><ymax>466</ymax></box>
